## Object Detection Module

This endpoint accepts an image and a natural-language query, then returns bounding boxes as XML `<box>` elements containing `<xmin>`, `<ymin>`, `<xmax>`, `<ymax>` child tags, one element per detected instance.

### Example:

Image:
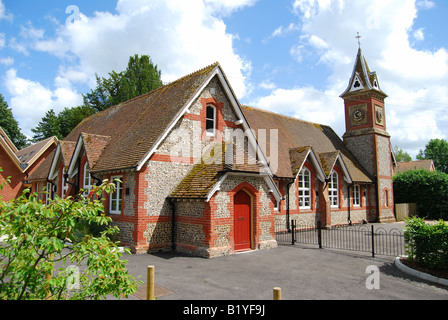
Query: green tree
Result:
<box><xmin>122</xmin><ymin>54</ymin><xmax>163</xmax><ymax>101</ymax></box>
<box><xmin>393</xmin><ymin>145</ymin><xmax>412</xmax><ymax>162</ymax></box>
<box><xmin>57</xmin><ymin>105</ymin><xmax>95</xmax><ymax>138</ymax></box>
<box><xmin>31</xmin><ymin>109</ymin><xmax>62</xmax><ymax>142</ymax></box>
<box><xmin>0</xmin><ymin>93</ymin><xmax>29</xmax><ymax>149</ymax></box>
<box><xmin>31</xmin><ymin>54</ymin><xmax>163</xmax><ymax>142</ymax></box>
<box><xmin>417</xmin><ymin>139</ymin><xmax>448</xmax><ymax>173</ymax></box>
<box><xmin>83</xmin><ymin>54</ymin><xmax>162</xmax><ymax>112</ymax></box>
<box><xmin>0</xmin><ymin>178</ymin><xmax>141</xmax><ymax>300</ymax></box>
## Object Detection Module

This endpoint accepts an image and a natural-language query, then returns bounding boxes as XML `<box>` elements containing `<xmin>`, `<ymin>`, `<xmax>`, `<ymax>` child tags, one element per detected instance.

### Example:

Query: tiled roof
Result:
<box><xmin>80</xmin><ymin>133</ymin><xmax>111</xmax><ymax>170</ymax></box>
<box><xmin>170</xmin><ymin>142</ymin><xmax>268</xmax><ymax>199</ymax></box>
<box><xmin>289</xmin><ymin>146</ymin><xmax>312</xmax><ymax>177</ymax></box>
<box><xmin>60</xmin><ymin>141</ymin><xmax>77</xmax><ymax>167</ymax></box>
<box><xmin>241</xmin><ymin>106</ymin><xmax>372</xmax><ymax>183</ymax></box>
<box><xmin>396</xmin><ymin>160</ymin><xmax>435</xmax><ymax>173</ymax></box>
<box><xmin>65</xmin><ymin>62</ymin><xmax>220</xmax><ymax>173</ymax></box>
<box><xmin>28</xmin><ymin>149</ymin><xmax>56</xmax><ymax>181</ymax></box>
<box><xmin>15</xmin><ymin>136</ymin><xmax>57</xmax><ymax>170</ymax></box>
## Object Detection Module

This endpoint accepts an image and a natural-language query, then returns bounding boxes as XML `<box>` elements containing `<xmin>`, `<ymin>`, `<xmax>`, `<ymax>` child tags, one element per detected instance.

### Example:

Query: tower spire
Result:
<box><xmin>340</xmin><ymin>44</ymin><xmax>386</xmax><ymax>98</ymax></box>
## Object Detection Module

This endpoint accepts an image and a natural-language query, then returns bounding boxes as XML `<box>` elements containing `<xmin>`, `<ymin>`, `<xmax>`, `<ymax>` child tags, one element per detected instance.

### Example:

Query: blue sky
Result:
<box><xmin>1</xmin><ymin>0</ymin><xmax>448</xmax><ymax>158</ymax></box>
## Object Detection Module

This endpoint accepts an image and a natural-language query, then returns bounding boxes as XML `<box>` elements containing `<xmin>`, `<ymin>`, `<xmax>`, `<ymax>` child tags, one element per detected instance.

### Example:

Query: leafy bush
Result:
<box><xmin>393</xmin><ymin>169</ymin><xmax>448</xmax><ymax>220</ymax></box>
<box><xmin>404</xmin><ymin>217</ymin><xmax>448</xmax><ymax>269</ymax></box>
<box><xmin>0</xmin><ymin>179</ymin><xmax>141</xmax><ymax>300</ymax></box>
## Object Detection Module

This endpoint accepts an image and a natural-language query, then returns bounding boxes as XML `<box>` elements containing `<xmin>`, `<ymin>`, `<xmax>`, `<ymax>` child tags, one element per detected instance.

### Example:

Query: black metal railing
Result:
<box><xmin>275</xmin><ymin>220</ymin><xmax>405</xmax><ymax>257</ymax></box>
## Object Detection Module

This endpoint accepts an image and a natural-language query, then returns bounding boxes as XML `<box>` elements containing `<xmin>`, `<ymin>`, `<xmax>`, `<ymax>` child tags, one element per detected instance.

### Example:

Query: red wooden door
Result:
<box><xmin>234</xmin><ymin>190</ymin><xmax>252</xmax><ymax>251</ymax></box>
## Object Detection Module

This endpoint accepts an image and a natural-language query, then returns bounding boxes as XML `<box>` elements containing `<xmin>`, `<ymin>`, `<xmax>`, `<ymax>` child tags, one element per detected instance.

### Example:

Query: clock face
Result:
<box><xmin>349</xmin><ymin>103</ymin><xmax>367</xmax><ymax>126</ymax></box>
<box><xmin>353</xmin><ymin>109</ymin><xmax>364</xmax><ymax>122</ymax></box>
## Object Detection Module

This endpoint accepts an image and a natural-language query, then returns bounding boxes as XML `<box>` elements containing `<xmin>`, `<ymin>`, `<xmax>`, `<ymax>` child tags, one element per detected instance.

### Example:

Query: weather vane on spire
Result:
<box><xmin>356</xmin><ymin>32</ymin><xmax>361</xmax><ymax>48</ymax></box>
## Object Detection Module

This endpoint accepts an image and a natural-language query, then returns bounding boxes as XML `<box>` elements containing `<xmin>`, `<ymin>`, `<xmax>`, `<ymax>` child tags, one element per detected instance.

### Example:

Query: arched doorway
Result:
<box><xmin>234</xmin><ymin>190</ymin><xmax>252</xmax><ymax>251</ymax></box>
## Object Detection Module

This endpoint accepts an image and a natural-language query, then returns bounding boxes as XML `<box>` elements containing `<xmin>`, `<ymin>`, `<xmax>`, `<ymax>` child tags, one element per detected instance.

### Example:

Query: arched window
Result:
<box><xmin>329</xmin><ymin>171</ymin><xmax>339</xmax><ymax>208</ymax></box>
<box><xmin>384</xmin><ymin>189</ymin><xmax>389</xmax><ymax>207</ymax></box>
<box><xmin>298</xmin><ymin>168</ymin><xmax>311</xmax><ymax>209</ymax></box>
<box><xmin>206</xmin><ymin>105</ymin><xmax>216</xmax><ymax>137</ymax></box>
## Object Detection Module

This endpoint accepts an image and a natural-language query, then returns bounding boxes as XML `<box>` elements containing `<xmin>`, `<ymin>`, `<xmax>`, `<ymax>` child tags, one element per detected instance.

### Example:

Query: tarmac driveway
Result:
<box><xmin>121</xmin><ymin>238</ymin><xmax>448</xmax><ymax>300</ymax></box>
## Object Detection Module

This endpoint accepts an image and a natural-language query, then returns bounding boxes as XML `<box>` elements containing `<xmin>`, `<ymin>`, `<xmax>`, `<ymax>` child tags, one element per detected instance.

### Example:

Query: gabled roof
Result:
<box><xmin>241</xmin><ymin>106</ymin><xmax>372</xmax><ymax>183</ymax></box>
<box><xmin>28</xmin><ymin>149</ymin><xmax>56</xmax><ymax>182</ymax></box>
<box><xmin>289</xmin><ymin>146</ymin><xmax>325</xmax><ymax>181</ymax></box>
<box><xmin>0</xmin><ymin>127</ymin><xmax>22</xmax><ymax>171</ymax></box>
<box><xmin>15</xmin><ymin>136</ymin><xmax>58</xmax><ymax>172</ymax></box>
<box><xmin>67</xmin><ymin>133</ymin><xmax>112</xmax><ymax>178</ymax></box>
<box><xmin>319</xmin><ymin>151</ymin><xmax>352</xmax><ymax>183</ymax></box>
<box><xmin>65</xmin><ymin>63</ymin><xmax>222</xmax><ymax>173</ymax></box>
<box><xmin>0</xmin><ymin>128</ymin><xmax>57</xmax><ymax>173</ymax></box>
<box><xmin>340</xmin><ymin>47</ymin><xmax>387</xmax><ymax>98</ymax></box>
<box><xmin>64</xmin><ymin>62</ymin><xmax>273</xmax><ymax>177</ymax></box>
<box><xmin>48</xmin><ymin>141</ymin><xmax>77</xmax><ymax>180</ymax></box>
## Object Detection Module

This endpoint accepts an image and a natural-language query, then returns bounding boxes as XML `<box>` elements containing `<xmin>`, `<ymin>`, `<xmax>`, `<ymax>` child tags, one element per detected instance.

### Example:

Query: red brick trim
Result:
<box><xmin>149</xmin><ymin>153</ymin><xmax>196</xmax><ymax>164</ymax></box>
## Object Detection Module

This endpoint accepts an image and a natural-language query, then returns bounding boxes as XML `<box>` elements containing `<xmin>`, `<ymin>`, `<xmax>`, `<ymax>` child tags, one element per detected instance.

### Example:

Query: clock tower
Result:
<box><xmin>340</xmin><ymin>47</ymin><xmax>396</xmax><ymax>222</ymax></box>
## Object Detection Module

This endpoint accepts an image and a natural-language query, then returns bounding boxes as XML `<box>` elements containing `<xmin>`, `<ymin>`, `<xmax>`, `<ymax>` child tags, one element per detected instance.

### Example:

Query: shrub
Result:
<box><xmin>0</xmin><ymin>179</ymin><xmax>141</xmax><ymax>300</ymax></box>
<box><xmin>404</xmin><ymin>217</ymin><xmax>448</xmax><ymax>269</ymax></box>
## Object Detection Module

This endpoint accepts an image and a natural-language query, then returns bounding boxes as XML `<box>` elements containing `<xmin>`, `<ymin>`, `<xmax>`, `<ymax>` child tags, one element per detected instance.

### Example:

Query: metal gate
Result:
<box><xmin>275</xmin><ymin>220</ymin><xmax>405</xmax><ymax>257</ymax></box>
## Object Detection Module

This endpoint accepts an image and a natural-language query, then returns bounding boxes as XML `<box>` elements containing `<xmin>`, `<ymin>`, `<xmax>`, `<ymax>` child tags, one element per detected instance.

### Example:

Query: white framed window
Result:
<box><xmin>83</xmin><ymin>162</ymin><xmax>92</xmax><ymax>197</ymax></box>
<box><xmin>110</xmin><ymin>176</ymin><xmax>123</xmax><ymax>214</ymax></box>
<box><xmin>329</xmin><ymin>171</ymin><xmax>339</xmax><ymax>208</ymax></box>
<box><xmin>61</xmin><ymin>168</ymin><xmax>68</xmax><ymax>199</ymax></box>
<box><xmin>45</xmin><ymin>182</ymin><xmax>53</xmax><ymax>205</ymax></box>
<box><xmin>274</xmin><ymin>200</ymin><xmax>280</xmax><ymax>211</ymax></box>
<box><xmin>353</xmin><ymin>185</ymin><xmax>361</xmax><ymax>207</ymax></box>
<box><xmin>298</xmin><ymin>168</ymin><xmax>311</xmax><ymax>209</ymax></box>
<box><xmin>206</xmin><ymin>105</ymin><xmax>216</xmax><ymax>137</ymax></box>
<box><xmin>384</xmin><ymin>189</ymin><xmax>389</xmax><ymax>207</ymax></box>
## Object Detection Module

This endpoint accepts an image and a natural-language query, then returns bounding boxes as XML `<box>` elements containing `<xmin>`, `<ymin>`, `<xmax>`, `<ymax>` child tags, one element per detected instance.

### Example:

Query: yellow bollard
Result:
<box><xmin>273</xmin><ymin>287</ymin><xmax>281</xmax><ymax>300</ymax></box>
<box><xmin>146</xmin><ymin>266</ymin><xmax>155</xmax><ymax>300</ymax></box>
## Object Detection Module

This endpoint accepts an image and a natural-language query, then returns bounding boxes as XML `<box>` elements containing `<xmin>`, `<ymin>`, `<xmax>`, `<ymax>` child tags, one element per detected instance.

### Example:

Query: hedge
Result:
<box><xmin>404</xmin><ymin>217</ymin><xmax>448</xmax><ymax>270</ymax></box>
<box><xmin>393</xmin><ymin>169</ymin><xmax>448</xmax><ymax>220</ymax></box>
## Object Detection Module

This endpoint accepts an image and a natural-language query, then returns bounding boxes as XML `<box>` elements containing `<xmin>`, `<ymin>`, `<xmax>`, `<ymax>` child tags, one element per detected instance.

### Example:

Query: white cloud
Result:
<box><xmin>254</xmin><ymin>86</ymin><xmax>345</xmax><ymax>134</ymax></box>
<box><xmin>259</xmin><ymin>81</ymin><xmax>277</xmax><ymax>91</ymax></box>
<box><xmin>4</xmin><ymin>69</ymin><xmax>83</xmax><ymax>138</ymax></box>
<box><xmin>28</xmin><ymin>0</ymin><xmax>250</xmax><ymax>99</ymax></box>
<box><xmin>0</xmin><ymin>33</ymin><xmax>5</xmax><ymax>49</ymax></box>
<box><xmin>265</xmin><ymin>23</ymin><xmax>300</xmax><ymax>42</ymax></box>
<box><xmin>0</xmin><ymin>56</ymin><xmax>13</xmax><ymax>66</ymax></box>
<box><xmin>416</xmin><ymin>0</ymin><xmax>436</xmax><ymax>10</ymax></box>
<box><xmin>257</xmin><ymin>0</ymin><xmax>448</xmax><ymax>159</ymax></box>
<box><xmin>204</xmin><ymin>0</ymin><xmax>258</xmax><ymax>16</ymax></box>
<box><xmin>0</xmin><ymin>0</ymin><xmax>12</xmax><ymax>21</ymax></box>
<box><xmin>3</xmin><ymin>0</ymin><xmax>252</xmax><ymax>137</ymax></box>
<box><xmin>413</xmin><ymin>28</ymin><xmax>425</xmax><ymax>41</ymax></box>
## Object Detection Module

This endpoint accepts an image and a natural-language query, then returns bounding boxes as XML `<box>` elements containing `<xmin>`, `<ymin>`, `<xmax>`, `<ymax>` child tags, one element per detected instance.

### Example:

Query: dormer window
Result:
<box><xmin>206</xmin><ymin>105</ymin><xmax>216</xmax><ymax>137</ymax></box>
